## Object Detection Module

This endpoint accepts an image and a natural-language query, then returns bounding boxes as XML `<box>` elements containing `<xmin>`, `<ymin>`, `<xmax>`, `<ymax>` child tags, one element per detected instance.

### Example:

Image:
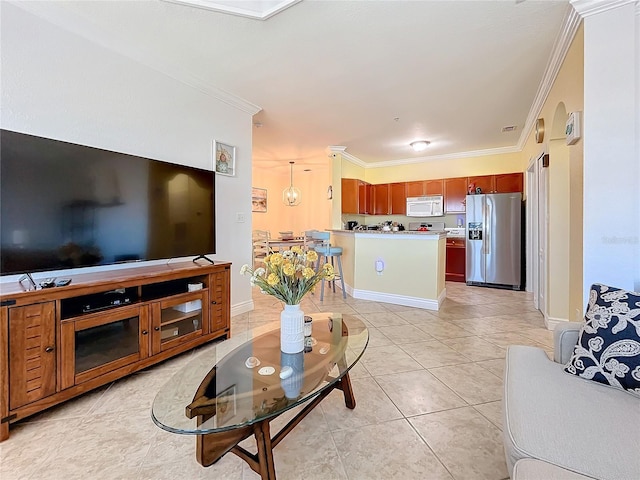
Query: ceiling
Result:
<box><xmin>14</xmin><ymin>0</ymin><xmax>573</xmax><ymax>171</ymax></box>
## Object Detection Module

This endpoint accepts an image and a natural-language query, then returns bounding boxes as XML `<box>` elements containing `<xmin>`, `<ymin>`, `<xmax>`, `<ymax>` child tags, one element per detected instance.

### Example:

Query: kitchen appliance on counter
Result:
<box><xmin>408</xmin><ymin>221</ymin><xmax>445</xmax><ymax>232</ymax></box>
<box><xmin>406</xmin><ymin>195</ymin><xmax>444</xmax><ymax>217</ymax></box>
<box><xmin>466</xmin><ymin>193</ymin><xmax>522</xmax><ymax>290</ymax></box>
<box><xmin>346</xmin><ymin>221</ymin><xmax>358</xmax><ymax>230</ymax></box>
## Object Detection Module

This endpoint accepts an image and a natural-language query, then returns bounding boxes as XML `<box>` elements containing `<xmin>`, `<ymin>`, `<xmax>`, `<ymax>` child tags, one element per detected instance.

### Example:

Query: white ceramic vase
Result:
<box><xmin>280</xmin><ymin>304</ymin><xmax>304</xmax><ymax>354</ymax></box>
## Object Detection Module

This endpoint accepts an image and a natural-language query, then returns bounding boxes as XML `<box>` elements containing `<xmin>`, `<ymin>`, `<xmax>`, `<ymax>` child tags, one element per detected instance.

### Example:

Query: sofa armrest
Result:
<box><xmin>553</xmin><ymin>322</ymin><xmax>581</xmax><ymax>364</ymax></box>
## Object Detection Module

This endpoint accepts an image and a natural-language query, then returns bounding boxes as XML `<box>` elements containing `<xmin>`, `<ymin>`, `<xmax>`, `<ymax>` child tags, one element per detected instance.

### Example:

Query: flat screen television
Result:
<box><xmin>1</xmin><ymin>129</ymin><xmax>215</xmax><ymax>275</ymax></box>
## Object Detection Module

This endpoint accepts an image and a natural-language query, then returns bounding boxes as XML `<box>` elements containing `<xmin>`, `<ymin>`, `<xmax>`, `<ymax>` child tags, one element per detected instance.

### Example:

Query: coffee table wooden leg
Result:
<box><xmin>197</xmin><ymin>424</ymin><xmax>252</xmax><ymax>467</ymax></box>
<box><xmin>254</xmin><ymin>420</ymin><xmax>277</xmax><ymax>480</ymax></box>
<box><xmin>338</xmin><ymin>371</ymin><xmax>356</xmax><ymax>409</ymax></box>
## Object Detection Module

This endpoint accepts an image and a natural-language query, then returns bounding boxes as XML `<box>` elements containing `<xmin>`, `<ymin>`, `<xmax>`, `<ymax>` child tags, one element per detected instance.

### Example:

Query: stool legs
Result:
<box><xmin>336</xmin><ymin>255</ymin><xmax>346</xmax><ymax>299</ymax></box>
<box><xmin>317</xmin><ymin>254</ymin><xmax>346</xmax><ymax>301</ymax></box>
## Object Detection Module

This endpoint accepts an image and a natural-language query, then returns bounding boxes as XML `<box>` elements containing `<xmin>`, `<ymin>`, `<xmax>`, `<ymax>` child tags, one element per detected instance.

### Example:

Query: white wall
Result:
<box><xmin>0</xmin><ymin>3</ymin><xmax>255</xmax><ymax>314</ymax></box>
<box><xmin>578</xmin><ymin>1</ymin><xmax>640</xmax><ymax>297</ymax></box>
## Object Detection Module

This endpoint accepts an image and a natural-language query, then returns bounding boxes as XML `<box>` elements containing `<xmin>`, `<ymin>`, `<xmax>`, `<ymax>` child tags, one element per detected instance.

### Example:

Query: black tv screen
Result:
<box><xmin>1</xmin><ymin>129</ymin><xmax>215</xmax><ymax>275</ymax></box>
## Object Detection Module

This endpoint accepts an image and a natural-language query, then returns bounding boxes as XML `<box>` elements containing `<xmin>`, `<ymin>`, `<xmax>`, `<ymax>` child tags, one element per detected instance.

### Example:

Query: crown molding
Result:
<box><xmin>367</xmin><ymin>146</ymin><xmax>521</xmax><ymax>169</ymax></box>
<box><xmin>337</xmin><ymin>145</ymin><xmax>521</xmax><ymax>170</ymax></box>
<box><xmin>570</xmin><ymin>0</ymin><xmax>637</xmax><ymax>17</ymax></box>
<box><xmin>328</xmin><ymin>146</ymin><xmax>347</xmax><ymax>154</ymax></box>
<box><xmin>10</xmin><ymin>1</ymin><xmax>262</xmax><ymax>116</ymax></box>
<box><xmin>337</xmin><ymin>149</ymin><xmax>368</xmax><ymax>168</ymax></box>
<box><xmin>162</xmin><ymin>0</ymin><xmax>301</xmax><ymax>20</ymax></box>
<box><xmin>517</xmin><ymin>4</ymin><xmax>582</xmax><ymax>151</ymax></box>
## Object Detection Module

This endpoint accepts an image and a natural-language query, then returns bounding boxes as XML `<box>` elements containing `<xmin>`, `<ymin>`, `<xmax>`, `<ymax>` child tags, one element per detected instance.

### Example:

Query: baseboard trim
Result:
<box><xmin>545</xmin><ymin>315</ymin><xmax>568</xmax><ymax>331</ymax></box>
<box><xmin>231</xmin><ymin>299</ymin><xmax>254</xmax><ymax>317</ymax></box>
<box><xmin>351</xmin><ymin>288</ymin><xmax>442</xmax><ymax>311</ymax></box>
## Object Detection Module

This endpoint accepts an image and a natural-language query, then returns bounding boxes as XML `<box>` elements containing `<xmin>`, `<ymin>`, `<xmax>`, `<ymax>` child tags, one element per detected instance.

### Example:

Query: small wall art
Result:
<box><xmin>252</xmin><ymin>187</ymin><xmax>267</xmax><ymax>213</ymax></box>
<box><xmin>214</xmin><ymin>141</ymin><xmax>236</xmax><ymax>176</ymax></box>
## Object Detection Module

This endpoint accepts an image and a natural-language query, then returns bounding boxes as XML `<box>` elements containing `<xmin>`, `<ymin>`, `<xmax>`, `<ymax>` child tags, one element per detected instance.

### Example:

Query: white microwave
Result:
<box><xmin>406</xmin><ymin>195</ymin><xmax>444</xmax><ymax>217</ymax></box>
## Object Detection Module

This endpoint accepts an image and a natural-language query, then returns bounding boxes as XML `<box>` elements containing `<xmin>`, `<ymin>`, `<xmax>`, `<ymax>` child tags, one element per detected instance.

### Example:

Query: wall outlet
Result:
<box><xmin>375</xmin><ymin>259</ymin><xmax>384</xmax><ymax>275</ymax></box>
<box><xmin>236</xmin><ymin>213</ymin><xmax>245</xmax><ymax>223</ymax></box>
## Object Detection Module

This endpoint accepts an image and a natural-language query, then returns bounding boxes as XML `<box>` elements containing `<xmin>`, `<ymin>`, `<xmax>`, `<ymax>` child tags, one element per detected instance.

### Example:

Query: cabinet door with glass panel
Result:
<box><xmin>59</xmin><ymin>304</ymin><xmax>150</xmax><ymax>389</ymax></box>
<box><xmin>150</xmin><ymin>290</ymin><xmax>210</xmax><ymax>355</ymax></box>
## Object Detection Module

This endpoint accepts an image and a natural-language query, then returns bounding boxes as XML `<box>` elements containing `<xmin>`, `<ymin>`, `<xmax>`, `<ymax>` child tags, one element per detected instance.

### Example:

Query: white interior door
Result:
<box><xmin>537</xmin><ymin>155</ymin><xmax>549</xmax><ymax>317</ymax></box>
<box><xmin>526</xmin><ymin>161</ymin><xmax>537</xmax><ymax>301</ymax></box>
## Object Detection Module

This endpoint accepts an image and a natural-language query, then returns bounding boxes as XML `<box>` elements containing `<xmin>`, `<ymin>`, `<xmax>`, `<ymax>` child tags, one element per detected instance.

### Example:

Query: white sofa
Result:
<box><xmin>503</xmin><ymin>322</ymin><xmax>640</xmax><ymax>480</ymax></box>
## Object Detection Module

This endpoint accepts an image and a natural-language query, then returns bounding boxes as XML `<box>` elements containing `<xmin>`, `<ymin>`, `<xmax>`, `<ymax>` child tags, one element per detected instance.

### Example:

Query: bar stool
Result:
<box><xmin>311</xmin><ymin>231</ymin><xmax>346</xmax><ymax>300</ymax></box>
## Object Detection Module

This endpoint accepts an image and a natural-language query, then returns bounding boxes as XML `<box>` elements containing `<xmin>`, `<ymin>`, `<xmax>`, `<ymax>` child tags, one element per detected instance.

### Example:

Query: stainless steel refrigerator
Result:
<box><xmin>466</xmin><ymin>193</ymin><xmax>522</xmax><ymax>290</ymax></box>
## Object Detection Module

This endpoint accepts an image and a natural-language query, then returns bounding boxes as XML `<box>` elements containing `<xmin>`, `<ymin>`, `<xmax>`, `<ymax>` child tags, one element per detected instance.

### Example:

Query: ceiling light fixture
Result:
<box><xmin>282</xmin><ymin>161</ymin><xmax>301</xmax><ymax>206</ymax></box>
<box><xmin>410</xmin><ymin>140</ymin><xmax>430</xmax><ymax>152</ymax></box>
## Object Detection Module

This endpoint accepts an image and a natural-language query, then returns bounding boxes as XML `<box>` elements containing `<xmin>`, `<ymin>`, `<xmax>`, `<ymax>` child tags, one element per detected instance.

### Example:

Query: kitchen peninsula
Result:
<box><xmin>330</xmin><ymin>230</ymin><xmax>446</xmax><ymax>310</ymax></box>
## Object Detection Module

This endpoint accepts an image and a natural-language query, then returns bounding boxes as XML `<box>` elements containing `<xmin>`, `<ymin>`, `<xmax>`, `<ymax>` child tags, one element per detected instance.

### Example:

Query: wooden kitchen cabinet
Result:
<box><xmin>372</xmin><ymin>183</ymin><xmax>390</xmax><ymax>215</ymax></box>
<box><xmin>407</xmin><ymin>179</ymin><xmax>443</xmax><ymax>197</ymax></box>
<box><xmin>445</xmin><ymin>238</ymin><xmax>466</xmax><ymax>282</ymax></box>
<box><xmin>425</xmin><ymin>179</ymin><xmax>444</xmax><ymax>195</ymax></box>
<box><xmin>467</xmin><ymin>175</ymin><xmax>494</xmax><ymax>194</ymax></box>
<box><xmin>341</xmin><ymin>178</ymin><xmax>359</xmax><ymax>214</ymax></box>
<box><xmin>467</xmin><ymin>173</ymin><xmax>523</xmax><ymax>194</ymax></box>
<box><xmin>342</xmin><ymin>178</ymin><xmax>372</xmax><ymax>214</ymax></box>
<box><xmin>390</xmin><ymin>182</ymin><xmax>406</xmax><ymax>214</ymax></box>
<box><xmin>406</xmin><ymin>181</ymin><xmax>426</xmax><ymax>197</ymax></box>
<box><xmin>444</xmin><ymin>177</ymin><xmax>468</xmax><ymax>213</ymax></box>
<box><xmin>494</xmin><ymin>172</ymin><xmax>523</xmax><ymax>193</ymax></box>
<box><xmin>362</xmin><ymin>182</ymin><xmax>373</xmax><ymax>214</ymax></box>
<box><xmin>342</xmin><ymin>172</ymin><xmax>521</xmax><ymax>215</ymax></box>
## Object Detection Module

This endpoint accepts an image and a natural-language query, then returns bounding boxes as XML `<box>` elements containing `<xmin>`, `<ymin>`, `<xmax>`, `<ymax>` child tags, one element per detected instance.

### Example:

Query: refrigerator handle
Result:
<box><xmin>485</xmin><ymin>201</ymin><xmax>491</xmax><ymax>255</ymax></box>
<box><xmin>482</xmin><ymin>203</ymin><xmax>489</xmax><ymax>254</ymax></box>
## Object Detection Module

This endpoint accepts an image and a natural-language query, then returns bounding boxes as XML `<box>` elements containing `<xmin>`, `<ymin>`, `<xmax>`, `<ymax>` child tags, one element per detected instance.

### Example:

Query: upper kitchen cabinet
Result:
<box><xmin>467</xmin><ymin>175</ymin><xmax>494</xmax><ymax>194</ymax></box>
<box><xmin>467</xmin><ymin>173</ymin><xmax>523</xmax><ymax>194</ymax></box>
<box><xmin>390</xmin><ymin>182</ymin><xmax>406</xmax><ymax>214</ymax></box>
<box><xmin>494</xmin><ymin>173</ymin><xmax>523</xmax><ymax>193</ymax></box>
<box><xmin>406</xmin><ymin>181</ymin><xmax>426</xmax><ymax>197</ymax></box>
<box><xmin>444</xmin><ymin>177</ymin><xmax>467</xmax><ymax>213</ymax></box>
<box><xmin>425</xmin><ymin>179</ymin><xmax>444</xmax><ymax>195</ymax></box>
<box><xmin>407</xmin><ymin>179</ymin><xmax>443</xmax><ymax>197</ymax></box>
<box><xmin>359</xmin><ymin>181</ymin><xmax>372</xmax><ymax>214</ymax></box>
<box><xmin>372</xmin><ymin>183</ymin><xmax>390</xmax><ymax>215</ymax></box>
<box><xmin>342</xmin><ymin>178</ymin><xmax>372</xmax><ymax>214</ymax></box>
<box><xmin>341</xmin><ymin>178</ymin><xmax>360</xmax><ymax>214</ymax></box>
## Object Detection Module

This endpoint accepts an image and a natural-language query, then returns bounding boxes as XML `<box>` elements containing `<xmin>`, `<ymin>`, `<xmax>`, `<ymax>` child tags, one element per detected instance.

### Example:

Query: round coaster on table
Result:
<box><xmin>258</xmin><ymin>366</ymin><xmax>275</xmax><ymax>376</ymax></box>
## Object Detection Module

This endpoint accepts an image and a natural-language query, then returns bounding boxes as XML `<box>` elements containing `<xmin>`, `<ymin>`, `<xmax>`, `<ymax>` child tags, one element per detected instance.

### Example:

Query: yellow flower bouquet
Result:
<box><xmin>240</xmin><ymin>246</ymin><xmax>335</xmax><ymax>305</ymax></box>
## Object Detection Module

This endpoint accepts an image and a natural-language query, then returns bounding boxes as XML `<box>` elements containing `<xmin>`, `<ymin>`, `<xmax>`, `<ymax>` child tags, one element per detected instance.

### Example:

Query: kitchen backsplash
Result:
<box><xmin>342</xmin><ymin>213</ymin><xmax>465</xmax><ymax>229</ymax></box>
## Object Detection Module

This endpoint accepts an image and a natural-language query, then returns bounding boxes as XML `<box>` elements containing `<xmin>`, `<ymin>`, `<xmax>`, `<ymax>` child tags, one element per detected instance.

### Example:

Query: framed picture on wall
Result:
<box><xmin>252</xmin><ymin>187</ymin><xmax>267</xmax><ymax>213</ymax></box>
<box><xmin>214</xmin><ymin>141</ymin><xmax>236</xmax><ymax>176</ymax></box>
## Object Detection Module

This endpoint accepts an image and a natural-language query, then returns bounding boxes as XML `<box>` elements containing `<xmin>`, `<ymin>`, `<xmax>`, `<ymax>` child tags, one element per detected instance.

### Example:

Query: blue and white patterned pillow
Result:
<box><xmin>564</xmin><ymin>283</ymin><xmax>640</xmax><ymax>396</ymax></box>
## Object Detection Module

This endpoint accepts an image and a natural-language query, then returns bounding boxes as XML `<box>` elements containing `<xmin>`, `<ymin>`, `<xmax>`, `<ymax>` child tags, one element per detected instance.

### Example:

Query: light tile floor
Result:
<box><xmin>0</xmin><ymin>282</ymin><xmax>551</xmax><ymax>480</ymax></box>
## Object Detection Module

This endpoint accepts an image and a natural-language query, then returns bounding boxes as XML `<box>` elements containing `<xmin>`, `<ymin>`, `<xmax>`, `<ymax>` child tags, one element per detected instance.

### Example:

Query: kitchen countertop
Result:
<box><xmin>330</xmin><ymin>229</ymin><xmax>446</xmax><ymax>236</ymax></box>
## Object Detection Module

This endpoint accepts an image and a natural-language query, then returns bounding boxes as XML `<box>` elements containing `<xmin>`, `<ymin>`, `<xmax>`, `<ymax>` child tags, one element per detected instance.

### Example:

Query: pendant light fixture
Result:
<box><xmin>282</xmin><ymin>161</ymin><xmax>301</xmax><ymax>206</ymax></box>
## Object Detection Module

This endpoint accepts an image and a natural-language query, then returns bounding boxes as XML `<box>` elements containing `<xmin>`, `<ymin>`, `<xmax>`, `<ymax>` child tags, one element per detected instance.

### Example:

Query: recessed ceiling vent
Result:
<box><xmin>502</xmin><ymin>125</ymin><xmax>517</xmax><ymax>132</ymax></box>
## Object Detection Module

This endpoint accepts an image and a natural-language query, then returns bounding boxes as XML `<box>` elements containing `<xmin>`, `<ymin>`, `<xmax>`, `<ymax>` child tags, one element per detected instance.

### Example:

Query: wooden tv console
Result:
<box><xmin>0</xmin><ymin>261</ymin><xmax>231</xmax><ymax>441</ymax></box>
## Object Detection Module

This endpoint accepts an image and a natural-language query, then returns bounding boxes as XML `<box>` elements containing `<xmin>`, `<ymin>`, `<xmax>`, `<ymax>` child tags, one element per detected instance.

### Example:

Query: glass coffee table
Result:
<box><xmin>152</xmin><ymin>312</ymin><xmax>368</xmax><ymax>479</ymax></box>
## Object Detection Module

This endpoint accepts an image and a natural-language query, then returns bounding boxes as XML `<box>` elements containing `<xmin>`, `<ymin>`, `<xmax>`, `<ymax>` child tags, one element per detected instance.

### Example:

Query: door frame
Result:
<box><xmin>526</xmin><ymin>151</ymin><xmax>549</xmax><ymax>317</ymax></box>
